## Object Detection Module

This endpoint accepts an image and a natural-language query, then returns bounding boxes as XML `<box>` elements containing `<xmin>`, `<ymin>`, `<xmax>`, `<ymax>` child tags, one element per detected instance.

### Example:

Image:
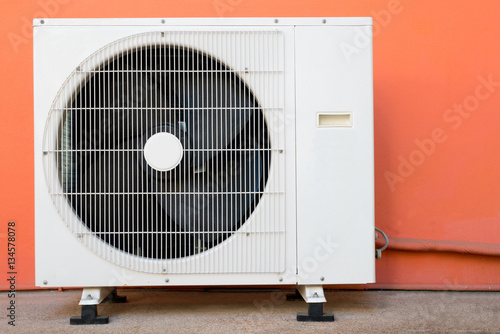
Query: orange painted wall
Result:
<box><xmin>1</xmin><ymin>0</ymin><xmax>500</xmax><ymax>290</ymax></box>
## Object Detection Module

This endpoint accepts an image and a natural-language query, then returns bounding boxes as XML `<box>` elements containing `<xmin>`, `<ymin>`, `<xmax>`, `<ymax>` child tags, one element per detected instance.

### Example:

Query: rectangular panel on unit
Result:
<box><xmin>295</xmin><ymin>26</ymin><xmax>375</xmax><ymax>285</ymax></box>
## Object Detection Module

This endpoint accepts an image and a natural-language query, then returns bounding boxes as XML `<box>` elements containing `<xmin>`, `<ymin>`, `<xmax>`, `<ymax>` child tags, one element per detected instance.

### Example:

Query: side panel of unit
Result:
<box><xmin>294</xmin><ymin>25</ymin><xmax>375</xmax><ymax>284</ymax></box>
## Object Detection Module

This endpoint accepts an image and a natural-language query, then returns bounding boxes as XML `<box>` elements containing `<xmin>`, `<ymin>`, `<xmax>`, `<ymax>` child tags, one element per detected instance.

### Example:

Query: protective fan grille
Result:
<box><xmin>43</xmin><ymin>31</ymin><xmax>286</xmax><ymax>274</ymax></box>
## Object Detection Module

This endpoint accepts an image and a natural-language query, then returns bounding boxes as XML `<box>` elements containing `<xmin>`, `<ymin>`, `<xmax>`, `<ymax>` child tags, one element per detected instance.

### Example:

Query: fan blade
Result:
<box><xmin>160</xmin><ymin>147</ymin><xmax>266</xmax><ymax>246</ymax></box>
<box><xmin>69</xmin><ymin>139</ymin><xmax>199</xmax><ymax>259</ymax></box>
<box><xmin>178</xmin><ymin>72</ymin><xmax>257</xmax><ymax>166</ymax></box>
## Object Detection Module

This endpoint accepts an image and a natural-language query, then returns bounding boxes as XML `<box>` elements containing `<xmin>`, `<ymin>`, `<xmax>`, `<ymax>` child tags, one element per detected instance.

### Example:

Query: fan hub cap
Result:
<box><xmin>143</xmin><ymin>132</ymin><xmax>184</xmax><ymax>171</ymax></box>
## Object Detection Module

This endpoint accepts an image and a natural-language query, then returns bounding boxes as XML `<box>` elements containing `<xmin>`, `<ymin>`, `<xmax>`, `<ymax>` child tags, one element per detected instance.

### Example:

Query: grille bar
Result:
<box><xmin>52</xmin><ymin>107</ymin><xmax>284</xmax><ymax>111</ymax></box>
<box><xmin>52</xmin><ymin>191</ymin><xmax>284</xmax><ymax>195</ymax></box>
<box><xmin>77</xmin><ymin>70</ymin><xmax>284</xmax><ymax>74</ymax></box>
<box><xmin>78</xmin><ymin>231</ymin><xmax>286</xmax><ymax>235</ymax></box>
<box><xmin>44</xmin><ymin>148</ymin><xmax>282</xmax><ymax>153</ymax></box>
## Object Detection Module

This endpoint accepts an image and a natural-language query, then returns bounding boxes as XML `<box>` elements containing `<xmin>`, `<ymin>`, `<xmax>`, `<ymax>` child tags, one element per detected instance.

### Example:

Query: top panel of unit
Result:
<box><xmin>33</xmin><ymin>17</ymin><xmax>372</xmax><ymax>27</ymax></box>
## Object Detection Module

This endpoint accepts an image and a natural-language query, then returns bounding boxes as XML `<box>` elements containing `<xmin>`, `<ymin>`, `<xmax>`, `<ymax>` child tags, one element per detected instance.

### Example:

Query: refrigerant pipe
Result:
<box><xmin>375</xmin><ymin>235</ymin><xmax>500</xmax><ymax>257</ymax></box>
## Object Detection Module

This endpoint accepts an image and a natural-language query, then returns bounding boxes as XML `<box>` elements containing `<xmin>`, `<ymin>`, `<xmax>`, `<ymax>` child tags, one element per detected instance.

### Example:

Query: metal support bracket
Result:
<box><xmin>70</xmin><ymin>287</ymin><xmax>115</xmax><ymax>325</ymax></box>
<box><xmin>78</xmin><ymin>287</ymin><xmax>114</xmax><ymax>305</ymax></box>
<box><xmin>296</xmin><ymin>285</ymin><xmax>334</xmax><ymax>322</ymax></box>
<box><xmin>297</xmin><ymin>285</ymin><xmax>327</xmax><ymax>303</ymax></box>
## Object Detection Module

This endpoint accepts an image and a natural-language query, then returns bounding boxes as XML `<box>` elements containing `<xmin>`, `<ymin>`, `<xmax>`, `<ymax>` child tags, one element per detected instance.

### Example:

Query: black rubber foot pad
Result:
<box><xmin>70</xmin><ymin>315</ymin><xmax>109</xmax><ymax>325</ymax></box>
<box><xmin>70</xmin><ymin>305</ymin><xmax>109</xmax><ymax>325</ymax></box>
<box><xmin>297</xmin><ymin>312</ymin><xmax>334</xmax><ymax>322</ymax></box>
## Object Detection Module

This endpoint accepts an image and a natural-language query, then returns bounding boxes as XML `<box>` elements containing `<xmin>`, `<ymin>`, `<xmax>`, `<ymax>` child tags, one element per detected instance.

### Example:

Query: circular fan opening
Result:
<box><xmin>58</xmin><ymin>45</ymin><xmax>271</xmax><ymax>259</ymax></box>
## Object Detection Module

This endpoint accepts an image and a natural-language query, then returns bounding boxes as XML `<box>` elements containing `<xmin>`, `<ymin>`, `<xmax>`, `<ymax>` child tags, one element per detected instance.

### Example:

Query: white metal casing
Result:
<box><xmin>34</xmin><ymin>18</ymin><xmax>374</xmax><ymax>287</ymax></box>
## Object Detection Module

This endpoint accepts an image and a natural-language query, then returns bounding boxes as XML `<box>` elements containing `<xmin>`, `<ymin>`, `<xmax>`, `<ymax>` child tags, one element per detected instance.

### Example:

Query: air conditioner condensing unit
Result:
<box><xmin>34</xmin><ymin>17</ymin><xmax>374</xmax><ymax>324</ymax></box>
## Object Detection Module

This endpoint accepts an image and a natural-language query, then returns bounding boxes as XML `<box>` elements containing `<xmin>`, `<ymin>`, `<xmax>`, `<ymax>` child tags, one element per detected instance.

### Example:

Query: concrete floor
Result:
<box><xmin>1</xmin><ymin>289</ymin><xmax>500</xmax><ymax>333</ymax></box>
